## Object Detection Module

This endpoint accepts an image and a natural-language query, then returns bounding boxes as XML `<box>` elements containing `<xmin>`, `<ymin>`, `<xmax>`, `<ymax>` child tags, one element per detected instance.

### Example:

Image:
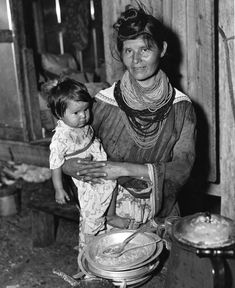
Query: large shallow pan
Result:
<box><xmin>85</xmin><ymin>230</ymin><xmax>159</xmax><ymax>271</ymax></box>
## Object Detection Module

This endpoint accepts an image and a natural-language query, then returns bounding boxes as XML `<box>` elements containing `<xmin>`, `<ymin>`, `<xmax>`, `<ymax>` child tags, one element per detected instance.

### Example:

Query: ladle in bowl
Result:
<box><xmin>104</xmin><ymin>238</ymin><xmax>162</xmax><ymax>258</ymax></box>
<box><xmin>101</xmin><ymin>225</ymin><xmax>148</xmax><ymax>256</ymax></box>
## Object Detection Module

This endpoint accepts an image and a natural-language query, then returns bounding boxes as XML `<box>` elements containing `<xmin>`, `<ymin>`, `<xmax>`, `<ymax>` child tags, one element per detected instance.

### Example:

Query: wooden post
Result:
<box><xmin>31</xmin><ymin>210</ymin><xmax>55</xmax><ymax>247</ymax></box>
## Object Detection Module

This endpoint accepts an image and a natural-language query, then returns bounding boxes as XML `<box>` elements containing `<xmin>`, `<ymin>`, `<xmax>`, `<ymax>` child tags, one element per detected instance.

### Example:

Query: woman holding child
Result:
<box><xmin>63</xmin><ymin>4</ymin><xmax>196</xmax><ymax>232</ymax></box>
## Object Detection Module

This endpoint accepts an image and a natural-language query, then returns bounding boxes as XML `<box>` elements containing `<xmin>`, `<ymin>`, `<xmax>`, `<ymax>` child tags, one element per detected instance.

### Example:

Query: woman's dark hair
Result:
<box><xmin>113</xmin><ymin>4</ymin><xmax>166</xmax><ymax>58</ymax></box>
<box><xmin>43</xmin><ymin>77</ymin><xmax>93</xmax><ymax>119</ymax></box>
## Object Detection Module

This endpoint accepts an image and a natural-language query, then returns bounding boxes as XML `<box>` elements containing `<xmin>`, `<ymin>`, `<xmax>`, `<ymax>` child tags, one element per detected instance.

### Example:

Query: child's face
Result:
<box><xmin>61</xmin><ymin>100</ymin><xmax>90</xmax><ymax>128</ymax></box>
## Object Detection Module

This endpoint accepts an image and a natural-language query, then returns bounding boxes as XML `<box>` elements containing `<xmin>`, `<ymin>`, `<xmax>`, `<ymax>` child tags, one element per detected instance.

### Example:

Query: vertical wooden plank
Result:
<box><xmin>162</xmin><ymin>0</ymin><xmax>172</xmax><ymax>27</ymax></box>
<box><xmin>102</xmin><ymin>0</ymin><xmax>122</xmax><ymax>84</ymax></box>
<box><xmin>196</xmin><ymin>0</ymin><xmax>217</xmax><ymax>182</ymax></box>
<box><xmin>0</xmin><ymin>0</ymin><xmax>29</xmax><ymax>141</ymax></box>
<box><xmin>218</xmin><ymin>0</ymin><xmax>235</xmax><ymax>219</ymax></box>
<box><xmin>32</xmin><ymin>0</ymin><xmax>46</xmax><ymax>53</ymax></box>
<box><xmin>22</xmin><ymin>48</ymin><xmax>43</xmax><ymax>141</ymax></box>
<box><xmin>186</xmin><ymin>1</ymin><xmax>197</xmax><ymax>99</ymax></box>
<box><xmin>171</xmin><ymin>0</ymin><xmax>188</xmax><ymax>91</ymax></box>
<box><xmin>186</xmin><ymin>1</ymin><xmax>210</xmax><ymax>187</ymax></box>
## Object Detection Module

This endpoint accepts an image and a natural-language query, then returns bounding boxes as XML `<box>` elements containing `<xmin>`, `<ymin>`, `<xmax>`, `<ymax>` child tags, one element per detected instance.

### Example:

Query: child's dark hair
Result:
<box><xmin>42</xmin><ymin>77</ymin><xmax>93</xmax><ymax>119</ymax></box>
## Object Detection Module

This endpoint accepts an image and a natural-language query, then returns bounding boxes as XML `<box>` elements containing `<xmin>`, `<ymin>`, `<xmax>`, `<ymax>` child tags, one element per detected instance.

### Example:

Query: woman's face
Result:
<box><xmin>122</xmin><ymin>37</ymin><xmax>166</xmax><ymax>87</ymax></box>
<box><xmin>61</xmin><ymin>100</ymin><xmax>90</xmax><ymax>128</ymax></box>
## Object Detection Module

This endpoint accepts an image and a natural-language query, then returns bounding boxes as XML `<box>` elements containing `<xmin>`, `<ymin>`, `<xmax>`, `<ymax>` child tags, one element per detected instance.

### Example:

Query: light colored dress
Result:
<box><xmin>49</xmin><ymin>120</ymin><xmax>116</xmax><ymax>248</ymax></box>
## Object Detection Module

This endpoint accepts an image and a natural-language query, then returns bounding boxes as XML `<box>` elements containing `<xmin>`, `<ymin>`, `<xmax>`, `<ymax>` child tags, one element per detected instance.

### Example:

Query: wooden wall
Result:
<box><xmin>208</xmin><ymin>0</ymin><xmax>235</xmax><ymax>219</ymax></box>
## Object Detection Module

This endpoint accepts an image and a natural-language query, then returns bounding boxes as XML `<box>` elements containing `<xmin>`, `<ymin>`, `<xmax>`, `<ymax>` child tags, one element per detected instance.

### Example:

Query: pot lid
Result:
<box><xmin>173</xmin><ymin>212</ymin><xmax>235</xmax><ymax>249</ymax></box>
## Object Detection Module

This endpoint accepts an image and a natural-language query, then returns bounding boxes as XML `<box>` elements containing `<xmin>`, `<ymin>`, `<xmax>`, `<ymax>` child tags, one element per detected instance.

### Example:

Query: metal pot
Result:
<box><xmin>79</xmin><ymin>249</ymin><xmax>158</xmax><ymax>288</ymax></box>
<box><xmin>80</xmin><ymin>230</ymin><xmax>164</xmax><ymax>287</ymax></box>
<box><xmin>85</xmin><ymin>230</ymin><xmax>159</xmax><ymax>271</ymax></box>
<box><xmin>0</xmin><ymin>183</ymin><xmax>21</xmax><ymax>216</ymax></box>
<box><xmin>164</xmin><ymin>212</ymin><xmax>235</xmax><ymax>288</ymax></box>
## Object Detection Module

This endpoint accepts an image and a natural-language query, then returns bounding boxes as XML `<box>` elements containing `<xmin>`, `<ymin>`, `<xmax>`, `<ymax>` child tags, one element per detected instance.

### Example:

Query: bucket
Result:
<box><xmin>0</xmin><ymin>183</ymin><xmax>21</xmax><ymax>216</ymax></box>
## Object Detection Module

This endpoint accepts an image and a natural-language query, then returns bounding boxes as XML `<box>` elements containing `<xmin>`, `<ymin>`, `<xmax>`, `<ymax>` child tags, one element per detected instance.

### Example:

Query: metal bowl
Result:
<box><xmin>80</xmin><ymin>249</ymin><xmax>159</xmax><ymax>283</ymax></box>
<box><xmin>85</xmin><ymin>230</ymin><xmax>158</xmax><ymax>271</ymax></box>
<box><xmin>87</xmin><ymin>258</ymin><xmax>159</xmax><ymax>280</ymax></box>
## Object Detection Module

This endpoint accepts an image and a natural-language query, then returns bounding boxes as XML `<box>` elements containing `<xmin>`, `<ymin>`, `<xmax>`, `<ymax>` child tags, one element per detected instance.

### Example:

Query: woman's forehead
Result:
<box><xmin>123</xmin><ymin>37</ymin><xmax>157</xmax><ymax>49</ymax></box>
<box><xmin>123</xmin><ymin>38</ymin><xmax>147</xmax><ymax>47</ymax></box>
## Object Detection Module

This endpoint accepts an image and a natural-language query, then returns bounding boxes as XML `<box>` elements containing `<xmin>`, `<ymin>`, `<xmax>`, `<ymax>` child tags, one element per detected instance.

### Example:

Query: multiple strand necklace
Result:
<box><xmin>114</xmin><ymin>70</ymin><xmax>174</xmax><ymax>149</ymax></box>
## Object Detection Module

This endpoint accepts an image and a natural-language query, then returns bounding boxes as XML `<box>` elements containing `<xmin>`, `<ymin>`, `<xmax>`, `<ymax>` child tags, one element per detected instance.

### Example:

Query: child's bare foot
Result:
<box><xmin>106</xmin><ymin>215</ymin><xmax>131</xmax><ymax>229</ymax></box>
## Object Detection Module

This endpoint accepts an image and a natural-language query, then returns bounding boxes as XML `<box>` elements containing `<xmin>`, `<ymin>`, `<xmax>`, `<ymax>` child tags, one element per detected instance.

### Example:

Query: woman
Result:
<box><xmin>63</xmin><ymin>4</ymin><xmax>196</xmax><ymax>230</ymax></box>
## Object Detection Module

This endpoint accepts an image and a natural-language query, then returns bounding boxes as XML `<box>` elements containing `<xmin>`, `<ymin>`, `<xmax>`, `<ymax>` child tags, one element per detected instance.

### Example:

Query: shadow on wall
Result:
<box><xmin>161</xmin><ymin>25</ymin><xmax>183</xmax><ymax>91</ymax></box>
<box><xmin>179</xmin><ymin>102</ymin><xmax>220</xmax><ymax>216</ymax></box>
<box><xmin>160</xmin><ymin>25</ymin><xmax>218</xmax><ymax>216</ymax></box>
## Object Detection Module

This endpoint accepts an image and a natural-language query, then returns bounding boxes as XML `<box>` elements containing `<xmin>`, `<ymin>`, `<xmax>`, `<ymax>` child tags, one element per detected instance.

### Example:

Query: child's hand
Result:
<box><xmin>55</xmin><ymin>188</ymin><xmax>70</xmax><ymax>204</ymax></box>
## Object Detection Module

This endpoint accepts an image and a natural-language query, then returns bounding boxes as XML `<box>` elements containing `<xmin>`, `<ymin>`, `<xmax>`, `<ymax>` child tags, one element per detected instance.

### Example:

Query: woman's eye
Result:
<box><xmin>141</xmin><ymin>48</ymin><xmax>150</xmax><ymax>54</ymax></box>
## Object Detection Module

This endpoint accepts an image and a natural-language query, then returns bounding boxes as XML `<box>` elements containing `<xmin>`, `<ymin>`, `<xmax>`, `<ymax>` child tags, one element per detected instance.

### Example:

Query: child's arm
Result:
<box><xmin>51</xmin><ymin>167</ymin><xmax>70</xmax><ymax>204</ymax></box>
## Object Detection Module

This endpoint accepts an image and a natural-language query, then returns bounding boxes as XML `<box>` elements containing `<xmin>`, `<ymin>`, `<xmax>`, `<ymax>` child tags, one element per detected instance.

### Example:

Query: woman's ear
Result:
<box><xmin>160</xmin><ymin>41</ymin><xmax>168</xmax><ymax>58</ymax></box>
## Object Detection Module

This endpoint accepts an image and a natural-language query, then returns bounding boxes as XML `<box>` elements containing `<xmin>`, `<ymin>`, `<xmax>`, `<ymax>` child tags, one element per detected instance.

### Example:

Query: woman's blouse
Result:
<box><xmin>91</xmin><ymin>84</ymin><xmax>197</xmax><ymax>218</ymax></box>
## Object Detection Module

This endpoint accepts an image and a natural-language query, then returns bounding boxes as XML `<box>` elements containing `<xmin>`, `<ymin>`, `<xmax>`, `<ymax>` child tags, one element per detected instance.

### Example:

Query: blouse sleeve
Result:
<box><xmin>49</xmin><ymin>138</ymin><xmax>68</xmax><ymax>170</ymax></box>
<box><xmin>154</xmin><ymin>102</ymin><xmax>197</xmax><ymax>218</ymax></box>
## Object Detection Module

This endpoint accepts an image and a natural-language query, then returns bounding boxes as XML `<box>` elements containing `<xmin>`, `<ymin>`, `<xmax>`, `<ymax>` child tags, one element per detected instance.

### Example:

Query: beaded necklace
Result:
<box><xmin>114</xmin><ymin>70</ymin><xmax>174</xmax><ymax>149</ymax></box>
<box><xmin>129</xmin><ymin>70</ymin><xmax>170</xmax><ymax>112</ymax></box>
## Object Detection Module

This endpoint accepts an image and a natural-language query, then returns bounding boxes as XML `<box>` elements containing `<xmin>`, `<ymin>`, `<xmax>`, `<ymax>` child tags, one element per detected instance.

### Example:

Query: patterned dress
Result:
<box><xmin>49</xmin><ymin>120</ymin><xmax>116</xmax><ymax>248</ymax></box>
<box><xmin>91</xmin><ymin>83</ymin><xmax>197</xmax><ymax>228</ymax></box>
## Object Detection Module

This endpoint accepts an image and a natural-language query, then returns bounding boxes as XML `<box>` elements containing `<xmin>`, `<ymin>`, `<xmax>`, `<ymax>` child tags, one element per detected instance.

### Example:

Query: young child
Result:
<box><xmin>42</xmin><ymin>77</ymin><xmax>117</xmax><ymax>251</ymax></box>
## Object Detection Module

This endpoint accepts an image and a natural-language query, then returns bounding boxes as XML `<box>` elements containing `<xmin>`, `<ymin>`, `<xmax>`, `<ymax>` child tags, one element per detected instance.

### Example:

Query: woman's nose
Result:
<box><xmin>133</xmin><ymin>51</ymin><xmax>141</xmax><ymax>63</ymax></box>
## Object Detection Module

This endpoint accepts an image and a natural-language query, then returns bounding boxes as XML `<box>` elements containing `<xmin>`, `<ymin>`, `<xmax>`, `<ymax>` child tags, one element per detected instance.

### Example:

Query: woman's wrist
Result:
<box><xmin>122</xmin><ymin>162</ymin><xmax>150</xmax><ymax>180</ymax></box>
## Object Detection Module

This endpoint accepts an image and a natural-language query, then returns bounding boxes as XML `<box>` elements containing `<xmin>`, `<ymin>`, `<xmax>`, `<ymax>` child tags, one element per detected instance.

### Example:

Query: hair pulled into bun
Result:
<box><xmin>113</xmin><ymin>5</ymin><xmax>149</xmax><ymax>40</ymax></box>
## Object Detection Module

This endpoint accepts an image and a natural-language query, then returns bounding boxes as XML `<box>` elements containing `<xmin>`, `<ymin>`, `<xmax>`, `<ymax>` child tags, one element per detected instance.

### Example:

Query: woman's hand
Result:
<box><xmin>62</xmin><ymin>156</ymin><xmax>126</xmax><ymax>182</ymax></box>
<box><xmin>76</xmin><ymin>160</ymin><xmax>125</xmax><ymax>181</ymax></box>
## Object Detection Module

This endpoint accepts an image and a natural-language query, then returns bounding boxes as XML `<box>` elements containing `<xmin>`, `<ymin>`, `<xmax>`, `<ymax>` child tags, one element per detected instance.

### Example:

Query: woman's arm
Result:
<box><xmin>155</xmin><ymin>103</ymin><xmax>197</xmax><ymax>217</ymax></box>
<box><xmin>62</xmin><ymin>158</ymin><xmax>150</xmax><ymax>181</ymax></box>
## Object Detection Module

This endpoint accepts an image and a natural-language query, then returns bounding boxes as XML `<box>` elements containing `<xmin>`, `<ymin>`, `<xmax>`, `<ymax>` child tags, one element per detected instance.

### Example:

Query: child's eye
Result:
<box><xmin>124</xmin><ymin>48</ymin><xmax>132</xmax><ymax>54</ymax></box>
